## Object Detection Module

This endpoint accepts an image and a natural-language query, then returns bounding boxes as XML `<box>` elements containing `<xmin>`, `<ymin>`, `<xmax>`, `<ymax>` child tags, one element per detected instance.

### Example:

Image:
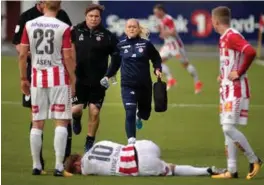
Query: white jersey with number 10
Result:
<box><xmin>81</xmin><ymin>141</ymin><xmax>138</xmax><ymax>176</ymax></box>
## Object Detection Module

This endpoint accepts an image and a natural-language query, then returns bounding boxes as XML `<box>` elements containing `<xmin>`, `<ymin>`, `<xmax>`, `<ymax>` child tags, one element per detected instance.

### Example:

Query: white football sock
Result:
<box><xmin>222</xmin><ymin>125</ymin><xmax>258</xmax><ymax>163</ymax></box>
<box><xmin>174</xmin><ymin>165</ymin><xmax>209</xmax><ymax>176</ymax></box>
<box><xmin>54</xmin><ymin>126</ymin><xmax>68</xmax><ymax>171</ymax></box>
<box><xmin>30</xmin><ymin>128</ymin><xmax>43</xmax><ymax>170</ymax></box>
<box><xmin>225</xmin><ymin>134</ymin><xmax>237</xmax><ymax>173</ymax></box>
<box><xmin>161</xmin><ymin>63</ymin><xmax>172</xmax><ymax>80</ymax></box>
<box><xmin>186</xmin><ymin>64</ymin><xmax>199</xmax><ymax>83</ymax></box>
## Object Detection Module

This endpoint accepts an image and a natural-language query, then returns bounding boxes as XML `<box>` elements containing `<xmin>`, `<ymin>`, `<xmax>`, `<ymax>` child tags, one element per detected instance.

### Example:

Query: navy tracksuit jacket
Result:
<box><xmin>106</xmin><ymin>36</ymin><xmax>162</xmax><ymax>138</ymax></box>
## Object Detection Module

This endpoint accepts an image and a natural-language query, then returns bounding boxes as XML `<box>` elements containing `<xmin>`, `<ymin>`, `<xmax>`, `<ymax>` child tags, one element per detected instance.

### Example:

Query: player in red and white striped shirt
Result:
<box><xmin>211</xmin><ymin>6</ymin><xmax>262</xmax><ymax>179</ymax></box>
<box><xmin>19</xmin><ymin>1</ymin><xmax>76</xmax><ymax>177</ymax></box>
<box><xmin>153</xmin><ymin>4</ymin><xmax>203</xmax><ymax>93</ymax></box>
<box><xmin>64</xmin><ymin>140</ymin><xmax>224</xmax><ymax>177</ymax></box>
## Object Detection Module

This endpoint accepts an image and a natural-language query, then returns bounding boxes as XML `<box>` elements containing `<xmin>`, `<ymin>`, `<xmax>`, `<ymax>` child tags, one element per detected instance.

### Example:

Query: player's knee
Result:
<box><xmin>126</xmin><ymin>108</ymin><xmax>136</xmax><ymax>120</ymax></box>
<box><xmin>222</xmin><ymin>124</ymin><xmax>236</xmax><ymax>136</ymax></box>
<box><xmin>72</xmin><ymin>104</ymin><xmax>83</xmax><ymax>115</ymax></box>
<box><xmin>89</xmin><ymin>104</ymin><xmax>100</xmax><ymax>117</ymax></box>
<box><xmin>55</xmin><ymin>120</ymin><xmax>69</xmax><ymax>127</ymax></box>
<box><xmin>32</xmin><ymin>120</ymin><xmax>44</xmax><ymax>130</ymax></box>
<box><xmin>182</xmin><ymin>62</ymin><xmax>189</xmax><ymax>68</ymax></box>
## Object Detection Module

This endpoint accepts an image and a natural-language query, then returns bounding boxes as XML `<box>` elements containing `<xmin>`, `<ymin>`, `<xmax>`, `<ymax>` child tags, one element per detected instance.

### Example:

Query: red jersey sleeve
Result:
<box><xmin>21</xmin><ymin>26</ymin><xmax>29</xmax><ymax>45</ymax></box>
<box><xmin>62</xmin><ymin>27</ymin><xmax>71</xmax><ymax>49</ymax></box>
<box><xmin>163</xmin><ymin>17</ymin><xmax>175</xmax><ymax>30</ymax></box>
<box><xmin>227</xmin><ymin>33</ymin><xmax>256</xmax><ymax>76</ymax></box>
<box><xmin>227</xmin><ymin>33</ymin><xmax>250</xmax><ymax>52</ymax></box>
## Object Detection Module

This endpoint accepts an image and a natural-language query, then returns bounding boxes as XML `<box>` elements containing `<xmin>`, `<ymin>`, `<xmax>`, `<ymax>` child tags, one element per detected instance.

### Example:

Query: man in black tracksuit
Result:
<box><xmin>102</xmin><ymin>19</ymin><xmax>162</xmax><ymax>144</ymax></box>
<box><xmin>12</xmin><ymin>1</ymin><xmax>73</xmax><ymax>172</ymax></box>
<box><xmin>71</xmin><ymin>4</ymin><xmax>120</xmax><ymax>151</ymax></box>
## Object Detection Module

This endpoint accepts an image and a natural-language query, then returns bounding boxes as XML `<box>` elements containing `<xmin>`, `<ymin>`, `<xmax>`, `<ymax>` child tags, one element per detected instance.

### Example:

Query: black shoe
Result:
<box><xmin>32</xmin><ymin>168</ymin><xmax>46</xmax><ymax>175</ymax></box>
<box><xmin>40</xmin><ymin>158</ymin><xmax>45</xmax><ymax>170</ymax></box>
<box><xmin>72</xmin><ymin>118</ymin><xmax>82</xmax><ymax>135</ymax></box>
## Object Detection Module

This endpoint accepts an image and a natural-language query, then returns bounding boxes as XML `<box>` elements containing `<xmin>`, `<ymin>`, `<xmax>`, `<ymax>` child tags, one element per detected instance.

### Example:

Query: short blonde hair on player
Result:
<box><xmin>212</xmin><ymin>6</ymin><xmax>231</xmax><ymax>25</ymax></box>
<box><xmin>44</xmin><ymin>0</ymin><xmax>61</xmax><ymax>11</ymax></box>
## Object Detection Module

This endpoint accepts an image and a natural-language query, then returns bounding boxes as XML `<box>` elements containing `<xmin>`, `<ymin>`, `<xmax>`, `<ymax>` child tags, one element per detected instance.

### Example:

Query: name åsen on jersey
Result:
<box><xmin>110</xmin><ymin>146</ymin><xmax>122</xmax><ymax>175</ymax></box>
<box><xmin>37</xmin><ymin>59</ymin><xmax>52</xmax><ymax>66</ymax></box>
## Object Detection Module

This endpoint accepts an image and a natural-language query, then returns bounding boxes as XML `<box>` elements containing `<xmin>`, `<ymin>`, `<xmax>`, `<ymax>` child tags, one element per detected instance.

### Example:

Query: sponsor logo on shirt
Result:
<box><xmin>25</xmin><ymin>95</ymin><xmax>31</xmax><ymax>101</ymax></box>
<box><xmin>79</xmin><ymin>34</ymin><xmax>84</xmax><ymax>41</ymax></box>
<box><xmin>121</xmin><ymin>45</ymin><xmax>131</xmax><ymax>49</ymax></box>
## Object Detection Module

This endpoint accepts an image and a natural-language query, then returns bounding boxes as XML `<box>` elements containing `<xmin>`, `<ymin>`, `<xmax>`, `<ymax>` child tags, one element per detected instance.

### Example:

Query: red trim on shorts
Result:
<box><xmin>32</xmin><ymin>105</ymin><xmax>39</xmax><ymax>113</ymax></box>
<box><xmin>51</xmin><ymin>104</ymin><xmax>65</xmax><ymax>112</ymax></box>
<box><xmin>53</xmin><ymin>66</ymin><xmax>60</xmax><ymax>86</ymax></box>
<box><xmin>32</xmin><ymin>68</ymin><xmax>37</xmax><ymax>87</ymax></box>
<box><xmin>240</xmin><ymin>109</ymin><xmax>248</xmax><ymax>117</ymax></box>
<box><xmin>120</xmin><ymin>156</ymin><xmax>136</xmax><ymax>162</ymax></box>
<box><xmin>41</xmin><ymin>69</ymin><xmax>48</xmax><ymax>88</ymax></box>
<box><xmin>119</xmin><ymin>167</ymin><xmax>138</xmax><ymax>174</ymax></box>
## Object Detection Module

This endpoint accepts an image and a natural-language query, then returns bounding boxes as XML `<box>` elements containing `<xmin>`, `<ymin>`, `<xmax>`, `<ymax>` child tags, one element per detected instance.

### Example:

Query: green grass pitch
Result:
<box><xmin>1</xmin><ymin>55</ymin><xmax>264</xmax><ymax>185</ymax></box>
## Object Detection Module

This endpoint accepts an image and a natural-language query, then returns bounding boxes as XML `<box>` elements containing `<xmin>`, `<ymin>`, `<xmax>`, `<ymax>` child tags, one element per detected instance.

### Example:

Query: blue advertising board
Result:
<box><xmin>100</xmin><ymin>1</ymin><xmax>264</xmax><ymax>44</ymax></box>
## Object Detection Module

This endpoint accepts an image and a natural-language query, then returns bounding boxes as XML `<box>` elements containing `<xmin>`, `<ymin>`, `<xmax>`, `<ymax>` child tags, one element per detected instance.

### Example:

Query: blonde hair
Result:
<box><xmin>126</xmin><ymin>18</ymin><xmax>150</xmax><ymax>39</ymax></box>
<box><xmin>139</xmin><ymin>25</ymin><xmax>150</xmax><ymax>39</ymax></box>
<box><xmin>212</xmin><ymin>6</ymin><xmax>231</xmax><ymax>25</ymax></box>
<box><xmin>44</xmin><ymin>0</ymin><xmax>61</xmax><ymax>11</ymax></box>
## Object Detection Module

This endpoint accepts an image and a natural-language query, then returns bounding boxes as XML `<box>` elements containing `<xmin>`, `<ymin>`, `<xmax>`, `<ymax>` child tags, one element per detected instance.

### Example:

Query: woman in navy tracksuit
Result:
<box><xmin>101</xmin><ymin>19</ymin><xmax>162</xmax><ymax>144</ymax></box>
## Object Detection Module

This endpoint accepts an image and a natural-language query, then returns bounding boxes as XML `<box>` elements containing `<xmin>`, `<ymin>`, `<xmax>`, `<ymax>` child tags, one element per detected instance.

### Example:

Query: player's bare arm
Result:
<box><xmin>63</xmin><ymin>48</ymin><xmax>76</xmax><ymax>96</ymax></box>
<box><xmin>19</xmin><ymin>45</ymin><xmax>30</xmax><ymax>95</ymax></box>
<box><xmin>162</xmin><ymin>27</ymin><xmax>176</xmax><ymax>38</ymax></box>
<box><xmin>71</xmin><ymin>43</ymin><xmax>77</xmax><ymax>69</ymax></box>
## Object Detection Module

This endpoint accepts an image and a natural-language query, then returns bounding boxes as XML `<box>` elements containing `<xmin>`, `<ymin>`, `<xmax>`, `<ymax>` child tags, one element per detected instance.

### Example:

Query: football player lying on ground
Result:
<box><xmin>64</xmin><ymin>140</ymin><xmax>225</xmax><ymax>176</ymax></box>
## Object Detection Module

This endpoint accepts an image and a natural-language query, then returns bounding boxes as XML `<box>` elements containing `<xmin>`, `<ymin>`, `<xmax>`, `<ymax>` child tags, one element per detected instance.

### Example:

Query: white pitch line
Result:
<box><xmin>1</xmin><ymin>101</ymin><xmax>264</xmax><ymax>108</ymax></box>
<box><xmin>256</xmin><ymin>59</ymin><xmax>264</xmax><ymax>67</ymax></box>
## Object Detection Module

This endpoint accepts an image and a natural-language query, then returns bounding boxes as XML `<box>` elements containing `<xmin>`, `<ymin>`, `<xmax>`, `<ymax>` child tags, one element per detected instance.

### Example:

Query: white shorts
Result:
<box><xmin>220</xmin><ymin>97</ymin><xmax>249</xmax><ymax>125</ymax></box>
<box><xmin>135</xmin><ymin>140</ymin><xmax>172</xmax><ymax>176</ymax></box>
<box><xmin>159</xmin><ymin>40</ymin><xmax>188</xmax><ymax>63</ymax></box>
<box><xmin>31</xmin><ymin>85</ymin><xmax>72</xmax><ymax>121</ymax></box>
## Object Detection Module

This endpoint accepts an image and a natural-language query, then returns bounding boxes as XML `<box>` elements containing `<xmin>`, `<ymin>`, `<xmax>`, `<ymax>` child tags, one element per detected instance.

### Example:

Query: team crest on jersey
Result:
<box><xmin>224</xmin><ymin>102</ymin><xmax>233</xmax><ymax>112</ymax></box>
<box><xmin>96</xmin><ymin>36</ymin><xmax>101</xmax><ymax>41</ymax></box>
<box><xmin>124</xmin><ymin>49</ymin><xmax>128</xmax><ymax>53</ymax></box>
<box><xmin>79</xmin><ymin>34</ymin><xmax>84</xmax><ymax>41</ymax></box>
<box><xmin>138</xmin><ymin>48</ymin><xmax>144</xmax><ymax>53</ymax></box>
